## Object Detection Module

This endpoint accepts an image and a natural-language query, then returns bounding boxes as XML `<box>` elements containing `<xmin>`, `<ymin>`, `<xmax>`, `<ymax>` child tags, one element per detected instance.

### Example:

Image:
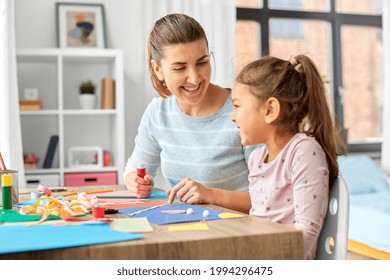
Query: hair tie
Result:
<box><xmin>289</xmin><ymin>56</ymin><xmax>302</xmax><ymax>72</ymax></box>
<box><xmin>289</xmin><ymin>56</ymin><xmax>297</xmax><ymax>66</ymax></box>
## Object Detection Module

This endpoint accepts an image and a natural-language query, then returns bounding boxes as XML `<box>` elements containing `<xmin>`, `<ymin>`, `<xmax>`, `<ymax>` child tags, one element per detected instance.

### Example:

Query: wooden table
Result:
<box><xmin>1</xmin><ymin>186</ymin><xmax>304</xmax><ymax>260</ymax></box>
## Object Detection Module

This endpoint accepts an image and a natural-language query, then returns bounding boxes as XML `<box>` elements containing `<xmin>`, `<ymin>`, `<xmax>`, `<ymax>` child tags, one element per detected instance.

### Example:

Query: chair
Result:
<box><xmin>316</xmin><ymin>176</ymin><xmax>350</xmax><ymax>260</ymax></box>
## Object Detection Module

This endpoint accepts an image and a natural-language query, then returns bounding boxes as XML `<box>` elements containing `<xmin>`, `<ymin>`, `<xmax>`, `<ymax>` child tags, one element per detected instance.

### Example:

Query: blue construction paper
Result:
<box><xmin>0</xmin><ymin>223</ymin><xmax>143</xmax><ymax>254</ymax></box>
<box><xmin>16</xmin><ymin>190</ymin><xmax>169</xmax><ymax>207</ymax></box>
<box><xmin>119</xmin><ymin>204</ymin><xmax>223</xmax><ymax>225</ymax></box>
<box><xmin>146</xmin><ymin>190</ymin><xmax>169</xmax><ymax>199</ymax></box>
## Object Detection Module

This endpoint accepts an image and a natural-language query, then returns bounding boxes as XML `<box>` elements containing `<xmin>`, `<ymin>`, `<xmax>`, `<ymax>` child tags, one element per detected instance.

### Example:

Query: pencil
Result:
<box><xmin>96</xmin><ymin>195</ymin><xmax>137</xmax><ymax>199</ymax></box>
<box><xmin>0</xmin><ymin>152</ymin><xmax>6</xmax><ymax>171</ymax></box>
<box><xmin>60</xmin><ymin>189</ymin><xmax>115</xmax><ymax>197</ymax></box>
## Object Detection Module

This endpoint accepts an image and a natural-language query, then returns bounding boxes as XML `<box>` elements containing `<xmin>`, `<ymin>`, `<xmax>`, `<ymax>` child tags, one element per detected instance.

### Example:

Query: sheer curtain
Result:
<box><xmin>126</xmin><ymin>0</ymin><xmax>236</xmax><ymax>101</ymax></box>
<box><xmin>382</xmin><ymin>1</ymin><xmax>390</xmax><ymax>174</ymax></box>
<box><xmin>0</xmin><ymin>0</ymin><xmax>25</xmax><ymax>187</ymax></box>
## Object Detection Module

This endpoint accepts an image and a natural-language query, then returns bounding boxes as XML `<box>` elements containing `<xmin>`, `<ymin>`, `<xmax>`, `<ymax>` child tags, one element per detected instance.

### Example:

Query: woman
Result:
<box><xmin>124</xmin><ymin>13</ymin><xmax>255</xmax><ymax>212</ymax></box>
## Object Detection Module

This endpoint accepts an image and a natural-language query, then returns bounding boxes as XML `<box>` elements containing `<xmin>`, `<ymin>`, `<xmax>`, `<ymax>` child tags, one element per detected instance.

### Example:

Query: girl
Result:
<box><xmin>124</xmin><ymin>13</ymin><xmax>255</xmax><ymax>211</ymax></box>
<box><xmin>231</xmin><ymin>55</ymin><xmax>345</xmax><ymax>259</ymax></box>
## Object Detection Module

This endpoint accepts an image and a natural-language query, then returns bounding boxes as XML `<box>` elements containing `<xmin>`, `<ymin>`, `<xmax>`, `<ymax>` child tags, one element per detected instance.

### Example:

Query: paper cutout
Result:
<box><xmin>0</xmin><ymin>209</ymin><xmax>60</xmax><ymax>223</ymax></box>
<box><xmin>126</xmin><ymin>203</ymin><xmax>167</xmax><ymax>217</ymax></box>
<box><xmin>0</xmin><ymin>223</ymin><xmax>143</xmax><ymax>254</ymax></box>
<box><xmin>161</xmin><ymin>210</ymin><xmax>187</xmax><ymax>214</ymax></box>
<box><xmin>119</xmin><ymin>204</ymin><xmax>222</xmax><ymax>225</ymax></box>
<box><xmin>218</xmin><ymin>212</ymin><xmax>245</xmax><ymax>219</ymax></box>
<box><xmin>168</xmin><ymin>222</ymin><xmax>209</xmax><ymax>231</ymax></box>
<box><xmin>111</xmin><ymin>217</ymin><xmax>153</xmax><ymax>233</ymax></box>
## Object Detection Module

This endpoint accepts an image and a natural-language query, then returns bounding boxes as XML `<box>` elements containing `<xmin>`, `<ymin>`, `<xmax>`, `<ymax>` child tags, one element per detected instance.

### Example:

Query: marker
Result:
<box><xmin>137</xmin><ymin>163</ymin><xmax>146</xmax><ymax>179</ymax></box>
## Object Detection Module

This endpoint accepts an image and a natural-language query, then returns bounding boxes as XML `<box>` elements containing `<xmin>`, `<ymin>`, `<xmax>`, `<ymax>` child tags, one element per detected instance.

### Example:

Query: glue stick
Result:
<box><xmin>2</xmin><ymin>174</ymin><xmax>13</xmax><ymax>210</ymax></box>
<box><xmin>137</xmin><ymin>163</ymin><xmax>146</xmax><ymax>179</ymax></box>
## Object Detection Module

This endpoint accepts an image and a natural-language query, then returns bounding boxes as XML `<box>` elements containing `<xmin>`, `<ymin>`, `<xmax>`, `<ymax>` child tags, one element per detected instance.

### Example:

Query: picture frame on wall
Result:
<box><xmin>56</xmin><ymin>2</ymin><xmax>107</xmax><ymax>48</ymax></box>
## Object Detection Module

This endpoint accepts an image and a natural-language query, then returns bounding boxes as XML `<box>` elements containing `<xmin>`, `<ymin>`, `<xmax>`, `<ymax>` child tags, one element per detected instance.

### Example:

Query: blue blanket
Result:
<box><xmin>339</xmin><ymin>155</ymin><xmax>390</xmax><ymax>253</ymax></box>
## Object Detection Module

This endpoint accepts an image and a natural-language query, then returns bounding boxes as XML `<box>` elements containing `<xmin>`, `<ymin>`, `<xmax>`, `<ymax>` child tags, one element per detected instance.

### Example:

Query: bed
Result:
<box><xmin>338</xmin><ymin>155</ymin><xmax>390</xmax><ymax>260</ymax></box>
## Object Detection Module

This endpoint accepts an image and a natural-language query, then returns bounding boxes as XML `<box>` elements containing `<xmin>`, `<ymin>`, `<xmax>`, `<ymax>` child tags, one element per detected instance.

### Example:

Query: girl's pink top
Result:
<box><xmin>248</xmin><ymin>133</ymin><xmax>329</xmax><ymax>260</ymax></box>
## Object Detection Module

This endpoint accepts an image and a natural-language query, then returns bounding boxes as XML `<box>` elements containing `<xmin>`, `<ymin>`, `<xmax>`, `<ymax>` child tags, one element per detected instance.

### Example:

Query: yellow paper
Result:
<box><xmin>168</xmin><ymin>222</ymin><xmax>209</xmax><ymax>231</ymax></box>
<box><xmin>218</xmin><ymin>212</ymin><xmax>245</xmax><ymax>219</ymax></box>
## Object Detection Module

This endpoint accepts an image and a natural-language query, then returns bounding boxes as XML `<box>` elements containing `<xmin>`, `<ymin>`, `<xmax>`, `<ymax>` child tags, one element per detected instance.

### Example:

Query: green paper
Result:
<box><xmin>111</xmin><ymin>217</ymin><xmax>154</xmax><ymax>233</ymax></box>
<box><xmin>0</xmin><ymin>209</ymin><xmax>60</xmax><ymax>223</ymax></box>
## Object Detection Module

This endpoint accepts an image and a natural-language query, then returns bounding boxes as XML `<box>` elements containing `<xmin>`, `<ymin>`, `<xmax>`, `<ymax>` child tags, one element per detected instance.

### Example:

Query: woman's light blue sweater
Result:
<box><xmin>125</xmin><ymin>95</ymin><xmax>256</xmax><ymax>191</ymax></box>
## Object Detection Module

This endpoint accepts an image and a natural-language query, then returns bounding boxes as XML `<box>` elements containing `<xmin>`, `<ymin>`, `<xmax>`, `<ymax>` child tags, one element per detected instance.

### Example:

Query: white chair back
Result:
<box><xmin>316</xmin><ymin>176</ymin><xmax>349</xmax><ymax>260</ymax></box>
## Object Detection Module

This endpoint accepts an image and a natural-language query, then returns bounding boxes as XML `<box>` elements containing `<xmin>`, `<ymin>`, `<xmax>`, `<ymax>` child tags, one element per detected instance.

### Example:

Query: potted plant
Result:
<box><xmin>79</xmin><ymin>80</ymin><xmax>96</xmax><ymax>109</ymax></box>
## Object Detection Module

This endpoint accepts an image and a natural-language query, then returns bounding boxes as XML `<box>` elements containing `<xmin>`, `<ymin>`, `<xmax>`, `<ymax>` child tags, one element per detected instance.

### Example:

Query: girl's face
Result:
<box><xmin>231</xmin><ymin>82</ymin><xmax>267</xmax><ymax>145</ymax></box>
<box><xmin>152</xmin><ymin>39</ymin><xmax>211</xmax><ymax>110</ymax></box>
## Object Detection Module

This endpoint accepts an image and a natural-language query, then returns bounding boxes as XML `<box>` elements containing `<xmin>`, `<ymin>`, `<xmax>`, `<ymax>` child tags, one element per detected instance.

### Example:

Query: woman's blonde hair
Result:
<box><xmin>148</xmin><ymin>13</ymin><xmax>208</xmax><ymax>98</ymax></box>
<box><xmin>236</xmin><ymin>55</ymin><xmax>346</xmax><ymax>186</ymax></box>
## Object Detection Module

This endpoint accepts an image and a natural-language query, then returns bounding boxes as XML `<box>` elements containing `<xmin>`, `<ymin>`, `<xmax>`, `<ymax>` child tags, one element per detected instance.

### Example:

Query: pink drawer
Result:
<box><xmin>64</xmin><ymin>172</ymin><xmax>117</xmax><ymax>187</ymax></box>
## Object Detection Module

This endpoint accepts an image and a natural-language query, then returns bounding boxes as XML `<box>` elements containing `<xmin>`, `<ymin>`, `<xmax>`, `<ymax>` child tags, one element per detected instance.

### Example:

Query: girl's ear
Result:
<box><xmin>264</xmin><ymin>97</ymin><xmax>280</xmax><ymax>124</ymax></box>
<box><xmin>151</xmin><ymin>60</ymin><xmax>164</xmax><ymax>81</ymax></box>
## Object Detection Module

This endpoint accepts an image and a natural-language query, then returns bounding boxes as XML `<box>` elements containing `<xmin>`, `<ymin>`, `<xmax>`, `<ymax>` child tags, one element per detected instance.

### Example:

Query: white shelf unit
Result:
<box><xmin>17</xmin><ymin>48</ymin><xmax>125</xmax><ymax>187</ymax></box>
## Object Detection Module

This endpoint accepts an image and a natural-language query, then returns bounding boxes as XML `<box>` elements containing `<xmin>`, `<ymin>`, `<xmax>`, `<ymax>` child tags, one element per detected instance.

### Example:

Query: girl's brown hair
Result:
<box><xmin>148</xmin><ymin>13</ymin><xmax>209</xmax><ymax>98</ymax></box>
<box><xmin>236</xmin><ymin>55</ymin><xmax>345</xmax><ymax>186</ymax></box>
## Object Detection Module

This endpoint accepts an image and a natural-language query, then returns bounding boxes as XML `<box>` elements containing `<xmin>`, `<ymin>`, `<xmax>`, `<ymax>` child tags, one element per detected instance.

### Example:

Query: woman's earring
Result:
<box><xmin>162</xmin><ymin>80</ymin><xmax>167</xmax><ymax>87</ymax></box>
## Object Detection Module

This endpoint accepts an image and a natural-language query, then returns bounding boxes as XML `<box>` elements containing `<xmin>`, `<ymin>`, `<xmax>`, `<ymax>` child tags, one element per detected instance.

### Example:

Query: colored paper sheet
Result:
<box><xmin>0</xmin><ymin>223</ymin><xmax>143</xmax><ymax>254</ymax></box>
<box><xmin>0</xmin><ymin>209</ymin><xmax>60</xmax><ymax>223</ymax></box>
<box><xmin>111</xmin><ymin>217</ymin><xmax>153</xmax><ymax>233</ymax></box>
<box><xmin>119</xmin><ymin>204</ymin><xmax>223</xmax><ymax>225</ymax></box>
<box><xmin>101</xmin><ymin>200</ymin><xmax>164</xmax><ymax>209</ymax></box>
<box><xmin>16</xmin><ymin>190</ymin><xmax>169</xmax><ymax>208</ymax></box>
<box><xmin>168</xmin><ymin>222</ymin><xmax>209</xmax><ymax>231</ymax></box>
<box><xmin>92</xmin><ymin>190</ymin><xmax>168</xmax><ymax>199</ymax></box>
<box><xmin>218</xmin><ymin>212</ymin><xmax>245</xmax><ymax>219</ymax></box>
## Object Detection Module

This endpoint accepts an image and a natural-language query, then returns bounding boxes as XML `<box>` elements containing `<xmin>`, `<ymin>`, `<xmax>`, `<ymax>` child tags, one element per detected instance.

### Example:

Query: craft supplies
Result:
<box><xmin>30</xmin><ymin>191</ymin><xmax>43</xmax><ymax>200</ymax></box>
<box><xmin>126</xmin><ymin>203</ymin><xmax>167</xmax><ymax>217</ymax></box>
<box><xmin>186</xmin><ymin>208</ymin><xmax>194</xmax><ymax>214</ymax></box>
<box><xmin>92</xmin><ymin>204</ymin><xmax>105</xmax><ymax>218</ymax></box>
<box><xmin>60</xmin><ymin>189</ymin><xmax>115</xmax><ymax>197</ymax></box>
<box><xmin>0</xmin><ymin>153</ymin><xmax>19</xmax><ymax>202</ymax></box>
<box><xmin>137</xmin><ymin>163</ymin><xmax>146</xmax><ymax>179</ymax></box>
<box><xmin>0</xmin><ymin>152</ymin><xmax>6</xmax><ymax>171</ymax></box>
<box><xmin>37</xmin><ymin>184</ymin><xmax>52</xmax><ymax>196</ymax></box>
<box><xmin>2</xmin><ymin>174</ymin><xmax>13</xmax><ymax>210</ymax></box>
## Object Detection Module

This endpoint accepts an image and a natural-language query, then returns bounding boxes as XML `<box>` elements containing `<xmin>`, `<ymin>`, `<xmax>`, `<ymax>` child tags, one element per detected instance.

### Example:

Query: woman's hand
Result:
<box><xmin>166</xmin><ymin>178</ymin><xmax>214</xmax><ymax>204</ymax></box>
<box><xmin>125</xmin><ymin>171</ymin><xmax>154</xmax><ymax>198</ymax></box>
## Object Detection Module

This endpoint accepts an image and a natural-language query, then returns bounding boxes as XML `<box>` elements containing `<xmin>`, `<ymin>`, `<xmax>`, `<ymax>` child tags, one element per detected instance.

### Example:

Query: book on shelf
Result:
<box><xmin>19</xmin><ymin>100</ymin><xmax>42</xmax><ymax>111</ymax></box>
<box><xmin>101</xmin><ymin>77</ymin><xmax>115</xmax><ymax>109</ymax></box>
<box><xmin>43</xmin><ymin>135</ymin><xmax>59</xmax><ymax>169</ymax></box>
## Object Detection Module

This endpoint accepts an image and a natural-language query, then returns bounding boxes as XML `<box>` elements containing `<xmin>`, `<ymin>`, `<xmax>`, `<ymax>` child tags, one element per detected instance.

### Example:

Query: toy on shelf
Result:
<box><xmin>24</xmin><ymin>153</ymin><xmax>39</xmax><ymax>170</ymax></box>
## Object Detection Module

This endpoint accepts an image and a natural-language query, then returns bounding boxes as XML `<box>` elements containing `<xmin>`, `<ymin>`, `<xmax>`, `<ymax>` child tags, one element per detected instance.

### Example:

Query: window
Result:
<box><xmin>236</xmin><ymin>0</ymin><xmax>383</xmax><ymax>153</ymax></box>
<box><xmin>270</xmin><ymin>18</ymin><xmax>304</xmax><ymax>38</ymax></box>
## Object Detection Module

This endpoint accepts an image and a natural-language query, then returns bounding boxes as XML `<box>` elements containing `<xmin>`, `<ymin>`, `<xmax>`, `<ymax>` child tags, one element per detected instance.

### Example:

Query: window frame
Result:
<box><xmin>236</xmin><ymin>0</ymin><xmax>382</xmax><ymax>154</ymax></box>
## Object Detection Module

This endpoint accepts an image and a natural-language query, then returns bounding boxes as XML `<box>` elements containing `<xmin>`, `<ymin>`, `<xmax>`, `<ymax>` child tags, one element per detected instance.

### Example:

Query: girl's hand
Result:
<box><xmin>166</xmin><ymin>178</ymin><xmax>214</xmax><ymax>204</ymax></box>
<box><xmin>125</xmin><ymin>171</ymin><xmax>154</xmax><ymax>198</ymax></box>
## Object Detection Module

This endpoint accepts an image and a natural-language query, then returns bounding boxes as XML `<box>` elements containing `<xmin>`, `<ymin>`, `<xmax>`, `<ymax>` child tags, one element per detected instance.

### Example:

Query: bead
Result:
<box><xmin>202</xmin><ymin>210</ymin><xmax>209</xmax><ymax>217</ymax></box>
<box><xmin>186</xmin><ymin>208</ymin><xmax>194</xmax><ymax>214</ymax></box>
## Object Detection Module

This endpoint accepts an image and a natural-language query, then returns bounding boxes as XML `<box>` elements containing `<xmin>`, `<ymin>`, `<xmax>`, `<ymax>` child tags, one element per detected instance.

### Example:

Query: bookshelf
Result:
<box><xmin>17</xmin><ymin>48</ymin><xmax>125</xmax><ymax>188</ymax></box>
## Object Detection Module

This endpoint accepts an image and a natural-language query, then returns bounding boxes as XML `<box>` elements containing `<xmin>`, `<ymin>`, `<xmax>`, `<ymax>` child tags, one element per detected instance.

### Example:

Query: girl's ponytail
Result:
<box><xmin>293</xmin><ymin>55</ymin><xmax>345</xmax><ymax>185</ymax></box>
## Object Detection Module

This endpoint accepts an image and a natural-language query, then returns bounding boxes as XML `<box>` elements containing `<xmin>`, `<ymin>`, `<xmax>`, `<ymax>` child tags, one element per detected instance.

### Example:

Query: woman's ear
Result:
<box><xmin>151</xmin><ymin>59</ymin><xmax>164</xmax><ymax>81</ymax></box>
<box><xmin>264</xmin><ymin>97</ymin><xmax>280</xmax><ymax>124</ymax></box>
